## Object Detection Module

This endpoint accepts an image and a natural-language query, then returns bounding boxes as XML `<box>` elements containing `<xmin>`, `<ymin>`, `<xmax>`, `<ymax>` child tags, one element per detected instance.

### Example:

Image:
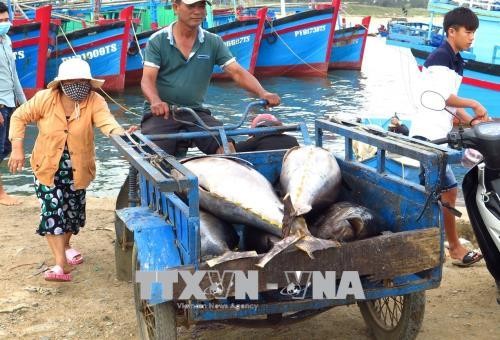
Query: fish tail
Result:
<box><xmin>282</xmin><ymin>194</ymin><xmax>295</xmax><ymax>237</ymax></box>
<box><xmin>206</xmin><ymin>250</ymin><xmax>259</xmax><ymax>268</ymax></box>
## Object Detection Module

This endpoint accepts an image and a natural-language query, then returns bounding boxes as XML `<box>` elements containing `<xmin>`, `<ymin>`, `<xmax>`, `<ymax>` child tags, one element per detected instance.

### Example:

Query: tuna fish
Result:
<box><xmin>244</xmin><ymin>228</ymin><xmax>281</xmax><ymax>254</ymax></box>
<box><xmin>176</xmin><ymin>155</ymin><xmax>339</xmax><ymax>268</ymax></box>
<box><xmin>309</xmin><ymin>201</ymin><xmax>378</xmax><ymax>242</ymax></box>
<box><xmin>180</xmin><ymin>156</ymin><xmax>284</xmax><ymax>236</ymax></box>
<box><xmin>200</xmin><ymin>210</ymin><xmax>239</xmax><ymax>259</ymax></box>
<box><xmin>280</xmin><ymin>146</ymin><xmax>342</xmax><ymax>218</ymax></box>
<box><xmin>199</xmin><ymin>210</ymin><xmax>258</xmax><ymax>267</ymax></box>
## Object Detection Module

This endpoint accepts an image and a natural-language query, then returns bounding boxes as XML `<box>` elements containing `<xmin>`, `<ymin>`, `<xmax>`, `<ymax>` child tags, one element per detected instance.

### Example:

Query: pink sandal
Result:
<box><xmin>44</xmin><ymin>265</ymin><xmax>72</xmax><ymax>282</ymax></box>
<box><xmin>65</xmin><ymin>248</ymin><xmax>84</xmax><ymax>265</ymax></box>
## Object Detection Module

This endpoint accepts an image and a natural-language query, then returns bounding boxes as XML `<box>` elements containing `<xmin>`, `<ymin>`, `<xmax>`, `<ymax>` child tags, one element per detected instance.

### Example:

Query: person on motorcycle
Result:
<box><xmin>140</xmin><ymin>0</ymin><xmax>280</xmax><ymax>156</ymax></box>
<box><xmin>410</xmin><ymin>7</ymin><xmax>488</xmax><ymax>267</ymax></box>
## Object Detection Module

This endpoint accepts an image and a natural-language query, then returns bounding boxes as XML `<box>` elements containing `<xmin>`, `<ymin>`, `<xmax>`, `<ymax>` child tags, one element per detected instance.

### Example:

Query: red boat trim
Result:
<box><xmin>249</xmin><ymin>7</ymin><xmax>268</xmax><ymax>74</ymax></box>
<box><xmin>325</xmin><ymin>0</ymin><xmax>340</xmax><ymax>64</ymax></box>
<box><xmin>100</xmin><ymin>74</ymin><xmax>126</xmax><ymax>92</ymax></box>
<box><xmin>417</xmin><ymin>65</ymin><xmax>499</xmax><ymax>91</ymax></box>
<box><xmin>220</xmin><ymin>28</ymin><xmax>257</xmax><ymax>41</ymax></box>
<box><xmin>11</xmin><ymin>37</ymin><xmax>40</xmax><ymax>49</ymax></box>
<box><xmin>328</xmin><ymin>61</ymin><xmax>362</xmax><ymax>69</ymax></box>
<box><xmin>255</xmin><ymin>62</ymin><xmax>329</xmax><ymax>77</ymax></box>
<box><xmin>118</xmin><ymin>7</ymin><xmax>134</xmax><ymax>91</ymax></box>
<box><xmin>462</xmin><ymin>77</ymin><xmax>500</xmax><ymax>91</ymax></box>
<box><xmin>125</xmin><ymin>69</ymin><xmax>143</xmax><ymax>86</ymax></box>
<box><xmin>358</xmin><ymin>16</ymin><xmax>371</xmax><ymax>69</ymax></box>
<box><xmin>23</xmin><ymin>88</ymin><xmax>37</xmax><ymax>99</ymax></box>
<box><xmin>263</xmin><ymin>18</ymin><xmax>332</xmax><ymax>38</ymax></box>
<box><xmin>35</xmin><ymin>5</ymin><xmax>52</xmax><ymax>91</ymax></box>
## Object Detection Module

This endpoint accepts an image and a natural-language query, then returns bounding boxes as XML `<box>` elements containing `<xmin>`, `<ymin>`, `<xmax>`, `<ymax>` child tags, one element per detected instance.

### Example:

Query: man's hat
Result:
<box><xmin>47</xmin><ymin>57</ymin><xmax>105</xmax><ymax>89</ymax></box>
<box><xmin>181</xmin><ymin>0</ymin><xmax>212</xmax><ymax>5</ymax></box>
<box><xmin>251</xmin><ymin>114</ymin><xmax>282</xmax><ymax>128</ymax></box>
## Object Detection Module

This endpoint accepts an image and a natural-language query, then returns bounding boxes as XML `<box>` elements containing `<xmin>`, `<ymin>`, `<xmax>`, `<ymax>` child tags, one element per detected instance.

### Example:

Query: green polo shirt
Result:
<box><xmin>144</xmin><ymin>22</ymin><xmax>234</xmax><ymax>108</ymax></box>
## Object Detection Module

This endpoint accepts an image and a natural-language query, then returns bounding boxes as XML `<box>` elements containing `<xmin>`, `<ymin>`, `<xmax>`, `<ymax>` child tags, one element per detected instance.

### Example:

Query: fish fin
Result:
<box><xmin>295</xmin><ymin>205</ymin><xmax>313</xmax><ymax>216</ymax></box>
<box><xmin>295</xmin><ymin>235</ymin><xmax>340</xmax><ymax>259</ymax></box>
<box><xmin>282</xmin><ymin>193</ymin><xmax>295</xmax><ymax>237</ymax></box>
<box><xmin>256</xmin><ymin>234</ymin><xmax>302</xmax><ymax>268</ymax></box>
<box><xmin>206</xmin><ymin>250</ymin><xmax>259</xmax><ymax>268</ymax></box>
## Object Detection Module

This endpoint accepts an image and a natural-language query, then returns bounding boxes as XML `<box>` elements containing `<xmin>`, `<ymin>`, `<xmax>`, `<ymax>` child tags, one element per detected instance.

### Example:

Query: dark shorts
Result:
<box><xmin>34</xmin><ymin>146</ymin><xmax>86</xmax><ymax>236</ymax></box>
<box><xmin>141</xmin><ymin>106</ymin><xmax>223</xmax><ymax>156</ymax></box>
<box><xmin>0</xmin><ymin>106</ymin><xmax>14</xmax><ymax>162</ymax></box>
<box><xmin>413</xmin><ymin>135</ymin><xmax>457</xmax><ymax>191</ymax></box>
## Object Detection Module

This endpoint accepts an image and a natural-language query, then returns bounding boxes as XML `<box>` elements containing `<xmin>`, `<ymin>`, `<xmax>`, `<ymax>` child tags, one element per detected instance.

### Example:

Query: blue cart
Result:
<box><xmin>111</xmin><ymin>109</ymin><xmax>460</xmax><ymax>340</ymax></box>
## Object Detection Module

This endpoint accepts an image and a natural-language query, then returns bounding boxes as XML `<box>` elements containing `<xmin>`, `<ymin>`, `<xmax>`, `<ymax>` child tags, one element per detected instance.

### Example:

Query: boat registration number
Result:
<box><xmin>61</xmin><ymin>43</ymin><xmax>118</xmax><ymax>62</ymax></box>
<box><xmin>225</xmin><ymin>36</ymin><xmax>251</xmax><ymax>47</ymax></box>
<box><xmin>294</xmin><ymin>25</ymin><xmax>326</xmax><ymax>37</ymax></box>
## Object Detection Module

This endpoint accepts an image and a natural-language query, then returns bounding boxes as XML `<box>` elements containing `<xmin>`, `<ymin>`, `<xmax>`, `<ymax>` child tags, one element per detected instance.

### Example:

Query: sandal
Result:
<box><xmin>452</xmin><ymin>250</ymin><xmax>483</xmax><ymax>267</ymax></box>
<box><xmin>65</xmin><ymin>248</ymin><xmax>84</xmax><ymax>265</ymax></box>
<box><xmin>44</xmin><ymin>265</ymin><xmax>72</xmax><ymax>282</ymax></box>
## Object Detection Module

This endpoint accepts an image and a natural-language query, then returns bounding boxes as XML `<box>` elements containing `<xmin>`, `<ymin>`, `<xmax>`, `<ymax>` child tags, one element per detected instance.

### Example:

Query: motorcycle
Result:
<box><xmin>421</xmin><ymin>91</ymin><xmax>500</xmax><ymax>304</ymax></box>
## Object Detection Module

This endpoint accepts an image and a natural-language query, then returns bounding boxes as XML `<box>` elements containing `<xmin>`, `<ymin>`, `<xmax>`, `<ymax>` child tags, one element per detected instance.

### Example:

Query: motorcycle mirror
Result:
<box><xmin>420</xmin><ymin>90</ymin><xmax>446</xmax><ymax>111</ymax></box>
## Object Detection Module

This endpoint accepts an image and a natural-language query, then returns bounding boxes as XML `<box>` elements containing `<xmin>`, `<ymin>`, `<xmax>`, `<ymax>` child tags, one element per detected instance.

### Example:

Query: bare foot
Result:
<box><xmin>0</xmin><ymin>193</ymin><xmax>21</xmax><ymax>206</ymax></box>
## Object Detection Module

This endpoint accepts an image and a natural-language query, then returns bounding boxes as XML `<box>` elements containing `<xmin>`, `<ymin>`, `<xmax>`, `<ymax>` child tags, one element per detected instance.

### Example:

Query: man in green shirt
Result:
<box><xmin>141</xmin><ymin>0</ymin><xmax>280</xmax><ymax>155</ymax></box>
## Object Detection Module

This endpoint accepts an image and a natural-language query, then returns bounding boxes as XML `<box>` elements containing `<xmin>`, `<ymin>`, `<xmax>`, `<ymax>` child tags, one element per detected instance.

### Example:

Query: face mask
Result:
<box><xmin>0</xmin><ymin>22</ymin><xmax>11</xmax><ymax>36</ymax></box>
<box><xmin>61</xmin><ymin>81</ymin><xmax>91</xmax><ymax>102</ymax></box>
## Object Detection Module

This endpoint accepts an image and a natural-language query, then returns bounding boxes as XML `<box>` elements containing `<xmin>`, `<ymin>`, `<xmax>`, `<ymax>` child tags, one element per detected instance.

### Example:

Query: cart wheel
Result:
<box><xmin>358</xmin><ymin>291</ymin><xmax>425</xmax><ymax>340</ymax></box>
<box><xmin>132</xmin><ymin>244</ymin><xmax>177</xmax><ymax>340</ymax></box>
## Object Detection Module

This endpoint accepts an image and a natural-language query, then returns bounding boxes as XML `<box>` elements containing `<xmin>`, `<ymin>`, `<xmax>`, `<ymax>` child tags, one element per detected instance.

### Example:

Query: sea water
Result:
<box><xmin>2</xmin><ymin>37</ymin><xmax>470</xmax><ymax>197</ymax></box>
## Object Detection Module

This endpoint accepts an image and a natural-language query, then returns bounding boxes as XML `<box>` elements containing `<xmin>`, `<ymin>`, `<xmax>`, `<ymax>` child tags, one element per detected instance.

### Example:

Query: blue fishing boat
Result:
<box><xmin>210</xmin><ymin>7</ymin><xmax>267</xmax><ymax>78</ymax></box>
<box><xmin>9</xmin><ymin>5</ymin><xmax>57</xmax><ymax>98</ymax></box>
<box><xmin>330</xmin><ymin>15</ymin><xmax>371</xmax><ymax>70</ymax></box>
<box><xmin>254</xmin><ymin>0</ymin><xmax>340</xmax><ymax>77</ymax></box>
<box><xmin>45</xmin><ymin>6</ymin><xmax>134</xmax><ymax>92</ymax></box>
<box><xmin>385</xmin><ymin>0</ymin><xmax>500</xmax><ymax>117</ymax></box>
<box><xmin>125</xmin><ymin>7</ymin><xmax>267</xmax><ymax>84</ymax></box>
<box><xmin>125</xmin><ymin>28</ymin><xmax>153</xmax><ymax>86</ymax></box>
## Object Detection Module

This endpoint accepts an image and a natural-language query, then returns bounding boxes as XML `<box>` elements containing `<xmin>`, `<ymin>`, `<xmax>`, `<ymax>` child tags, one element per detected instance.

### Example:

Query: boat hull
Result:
<box><xmin>255</xmin><ymin>1</ymin><xmax>339</xmax><ymax>77</ymax></box>
<box><xmin>329</xmin><ymin>16</ymin><xmax>370</xmax><ymax>70</ymax></box>
<box><xmin>10</xmin><ymin>6</ymin><xmax>55</xmax><ymax>98</ymax></box>
<box><xmin>46</xmin><ymin>7</ymin><xmax>133</xmax><ymax>92</ymax></box>
<box><xmin>210</xmin><ymin>8</ymin><xmax>267</xmax><ymax>79</ymax></box>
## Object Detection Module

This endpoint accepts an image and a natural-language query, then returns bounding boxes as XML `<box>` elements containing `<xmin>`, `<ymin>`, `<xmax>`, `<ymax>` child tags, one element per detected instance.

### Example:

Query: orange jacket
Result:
<box><xmin>9</xmin><ymin>88</ymin><xmax>124</xmax><ymax>189</ymax></box>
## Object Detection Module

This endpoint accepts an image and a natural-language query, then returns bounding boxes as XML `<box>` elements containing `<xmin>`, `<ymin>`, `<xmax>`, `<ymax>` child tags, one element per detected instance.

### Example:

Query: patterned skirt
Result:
<box><xmin>34</xmin><ymin>146</ymin><xmax>86</xmax><ymax>236</ymax></box>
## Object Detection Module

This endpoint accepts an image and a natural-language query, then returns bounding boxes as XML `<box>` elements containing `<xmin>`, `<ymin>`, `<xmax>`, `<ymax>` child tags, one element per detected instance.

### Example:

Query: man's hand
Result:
<box><xmin>471</xmin><ymin>101</ymin><xmax>487</xmax><ymax>119</ymax></box>
<box><xmin>0</xmin><ymin>114</ymin><xmax>4</xmax><ymax>126</ymax></box>
<box><xmin>8</xmin><ymin>148</ymin><xmax>25</xmax><ymax>174</ymax></box>
<box><xmin>126</xmin><ymin>125</ymin><xmax>139</xmax><ymax>133</ymax></box>
<box><xmin>260</xmin><ymin>91</ymin><xmax>281</xmax><ymax>107</ymax></box>
<box><xmin>150</xmin><ymin>100</ymin><xmax>170</xmax><ymax>119</ymax></box>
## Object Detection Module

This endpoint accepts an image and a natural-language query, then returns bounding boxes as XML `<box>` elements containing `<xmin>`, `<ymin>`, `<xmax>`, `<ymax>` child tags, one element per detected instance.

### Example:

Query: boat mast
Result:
<box><xmin>280</xmin><ymin>0</ymin><xmax>286</xmax><ymax>17</ymax></box>
<box><xmin>149</xmin><ymin>0</ymin><xmax>158</xmax><ymax>29</ymax></box>
<box><xmin>91</xmin><ymin>0</ymin><xmax>101</xmax><ymax>23</ymax></box>
<box><xmin>6</xmin><ymin>0</ymin><xmax>12</xmax><ymax>19</ymax></box>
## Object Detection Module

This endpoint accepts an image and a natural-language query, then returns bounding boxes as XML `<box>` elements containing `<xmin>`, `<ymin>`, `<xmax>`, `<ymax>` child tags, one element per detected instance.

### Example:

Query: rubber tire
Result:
<box><xmin>358</xmin><ymin>291</ymin><xmax>425</xmax><ymax>340</ymax></box>
<box><xmin>132</xmin><ymin>244</ymin><xmax>177</xmax><ymax>340</ymax></box>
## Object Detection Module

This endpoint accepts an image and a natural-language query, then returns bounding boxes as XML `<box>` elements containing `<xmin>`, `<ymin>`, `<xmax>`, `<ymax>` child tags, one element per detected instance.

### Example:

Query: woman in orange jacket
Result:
<box><xmin>8</xmin><ymin>58</ymin><xmax>136</xmax><ymax>282</ymax></box>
